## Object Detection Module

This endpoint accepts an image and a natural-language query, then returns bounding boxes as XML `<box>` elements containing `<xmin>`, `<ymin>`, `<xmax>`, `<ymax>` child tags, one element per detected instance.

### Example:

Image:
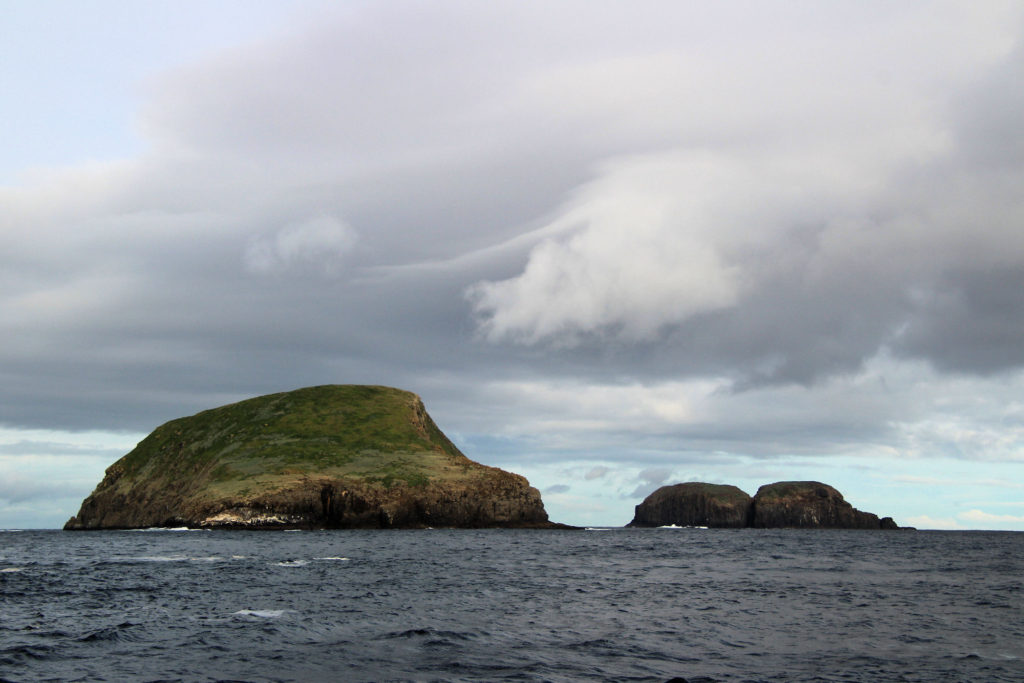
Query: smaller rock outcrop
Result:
<box><xmin>628</xmin><ymin>480</ymin><xmax>906</xmax><ymax>529</ymax></box>
<box><xmin>627</xmin><ymin>483</ymin><xmax>751</xmax><ymax>528</ymax></box>
<box><xmin>750</xmin><ymin>481</ymin><xmax>881</xmax><ymax>529</ymax></box>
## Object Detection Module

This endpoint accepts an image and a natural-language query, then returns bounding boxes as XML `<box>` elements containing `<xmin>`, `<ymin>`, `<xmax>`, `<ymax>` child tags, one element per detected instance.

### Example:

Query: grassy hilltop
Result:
<box><xmin>116</xmin><ymin>385</ymin><xmax>471</xmax><ymax>496</ymax></box>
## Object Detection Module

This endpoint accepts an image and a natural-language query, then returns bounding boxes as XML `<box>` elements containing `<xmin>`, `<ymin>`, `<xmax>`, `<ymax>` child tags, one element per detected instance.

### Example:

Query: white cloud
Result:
<box><xmin>892</xmin><ymin>475</ymin><xmax>1024</xmax><ymax>489</ymax></box>
<box><xmin>470</xmin><ymin>153</ymin><xmax>752</xmax><ymax>344</ymax></box>
<box><xmin>959</xmin><ymin>509</ymin><xmax>1024</xmax><ymax>524</ymax></box>
<box><xmin>476</xmin><ymin>377</ymin><xmax>724</xmax><ymax>448</ymax></box>
<box><xmin>0</xmin><ymin>427</ymin><xmax>141</xmax><ymax>452</ymax></box>
<box><xmin>447</xmin><ymin>357</ymin><xmax>1024</xmax><ymax>465</ymax></box>
<box><xmin>244</xmin><ymin>214</ymin><xmax>357</xmax><ymax>276</ymax></box>
<box><xmin>467</xmin><ymin>126</ymin><xmax>941</xmax><ymax>347</ymax></box>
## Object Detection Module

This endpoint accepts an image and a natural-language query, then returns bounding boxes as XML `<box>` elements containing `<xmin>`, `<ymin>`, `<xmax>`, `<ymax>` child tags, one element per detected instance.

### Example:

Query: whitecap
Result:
<box><xmin>233</xmin><ymin>609</ymin><xmax>288</xmax><ymax>619</ymax></box>
<box><xmin>314</xmin><ymin>557</ymin><xmax>350</xmax><ymax>561</ymax></box>
<box><xmin>135</xmin><ymin>555</ymin><xmax>190</xmax><ymax>562</ymax></box>
<box><xmin>274</xmin><ymin>559</ymin><xmax>309</xmax><ymax>567</ymax></box>
<box><xmin>585</xmin><ymin>527</ymin><xmax>612</xmax><ymax>531</ymax></box>
<box><xmin>1</xmin><ymin>567</ymin><xmax>24</xmax><ymax>573</ymax></box>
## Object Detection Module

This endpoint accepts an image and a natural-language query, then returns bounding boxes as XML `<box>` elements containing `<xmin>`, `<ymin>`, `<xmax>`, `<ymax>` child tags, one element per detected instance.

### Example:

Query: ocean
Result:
<box><xmin>1</xmin><ymin>528</ymin><xmax>1021</xmax><ymax>682</ymax></box>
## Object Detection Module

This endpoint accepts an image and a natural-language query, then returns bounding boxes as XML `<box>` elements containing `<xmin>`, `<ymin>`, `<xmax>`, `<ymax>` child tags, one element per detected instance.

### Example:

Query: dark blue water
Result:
<box><xmin>1</xmin><ymin>528</ymin><xmax>1022</xmax><ymax>682</ymax></box>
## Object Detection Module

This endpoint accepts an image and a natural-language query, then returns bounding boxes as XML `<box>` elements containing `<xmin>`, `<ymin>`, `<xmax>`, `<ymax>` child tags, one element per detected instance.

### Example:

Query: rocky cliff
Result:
<box><xmin>628</xmin><ymin>480</ymin><xmax>904</xmax><ymax>529</ymax></box>
<box><xmin>750</xmin><ymin>481</ymin><xmax>893</xmax><ymax>529</ymax></box>
<box><xmin>627</xmin><ymin>482</ymin><xmax>751</xmax><ymax>527</ymax></box>
<box><xmin>65</xmin><ymin>385</ymin><xmax>559</xmax><ymax>530</ymax></box>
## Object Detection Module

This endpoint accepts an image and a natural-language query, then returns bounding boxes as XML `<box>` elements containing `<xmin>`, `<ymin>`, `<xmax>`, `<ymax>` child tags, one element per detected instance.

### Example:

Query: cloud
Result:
<box><xmin>637</xmin><ymin>467</ymin><xmax>673</xmax><ymax>485</ymax></box>
<box><xmin>244</xmin><ymin>214</ymin><xmax>357</xmax><ymax>276</ymax></box>
<box><xmin>0</xmin><ymin>440</ymin><xmax>126</xmax><ymax>458</ymax></box>
<box><xmin>0</xmin><ymin>473</ymin><xmax>79</xmax><ymax>504</ymax></box>
<box><xmin>469</xmin><ymin>153</ymin><xmax>744</xmax><ymax>345</ymax></box>
<box><xmin>629</xmin><ymin>466</ymin><xmax>675</xmax><ymax>499</ymax></box>
<box><xmin>892</xmin><ymin>475</ymin><xmax>1024</xmax><ymax>489</ymax></box>
<box><xmin>959</xmin><ymin>509</ymin><xmax>1024</xmax><ymax>524</ymax></box>
<box><xmin>469</xmin><ymin>121</ymin><xmax>1024</xmax><ymax>382</ymax></box>
<box><xmin>894</xmin><ymin>266</ymin><xmax>1024</xmax><ymax>374</ymax></box>
<box><xmin>478</xmin><ymin>378</ymin><xmax>715</xmax><ymax>439</ymax></box>
<box><xmin>584</xmin><ymin>466</ymin><xmax>610</xmax><ymax>481</ymax></box>
<box><xmin>544</xmin><ymin>484</ymin><xmax>570</xmax><ymax>495</ymax></box>
<box><xmin>422</xmin><ymin>356</ymin><xmax>1024</xmax><ymax>470</ymax></box>
<box><xmin>0</xmin><ymin>428</ymin><xmax>141</xmax><ymax>454</ymax></box>
<box><xmin>0</xmin><ymin>451</ymin><xmax>114</xmax><ymax>505</ymax></box>
<box><xmin>460</xmin><ymin>4</ymin><xmax>1024</xmax><ymax>385</ymax></box>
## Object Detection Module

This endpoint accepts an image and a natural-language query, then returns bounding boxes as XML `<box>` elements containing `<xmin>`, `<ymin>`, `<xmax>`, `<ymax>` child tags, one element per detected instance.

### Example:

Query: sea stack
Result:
<box><xmin>627</xmin><ymin>482</ymin><xmax>752</xmax><ymax>528</ymax></box>
<box><xmin>629</xmin><ymin>480</ymin><xmax>903</xmax><ymax>529</ymax></box>
<box><xmin>749</xmin><ymin>481</ymin><xmax>889</xmax><ymax>529</ymax></box>
<box><xmin>65</xmin><ymin>385</ymin><xmax>558</xmax><ymax>530</ymax></box>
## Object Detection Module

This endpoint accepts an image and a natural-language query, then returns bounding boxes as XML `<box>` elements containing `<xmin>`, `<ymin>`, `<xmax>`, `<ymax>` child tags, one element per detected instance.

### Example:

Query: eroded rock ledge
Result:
<box><xmin>628</xmin><ymin>480</ymin><xmax>910</xmax><ymax>529</ymax></box>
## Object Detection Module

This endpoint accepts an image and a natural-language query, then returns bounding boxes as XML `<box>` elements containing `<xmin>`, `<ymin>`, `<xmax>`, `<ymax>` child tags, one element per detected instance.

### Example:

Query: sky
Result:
<box><xmin>2</xmin><ymin>0</ymin><xmax>1023</xmax><ymax>530</ymax></box>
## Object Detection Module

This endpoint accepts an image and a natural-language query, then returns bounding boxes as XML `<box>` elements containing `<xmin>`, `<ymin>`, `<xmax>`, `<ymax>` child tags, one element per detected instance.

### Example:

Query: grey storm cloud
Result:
<box><xmin>2</xmin><ymin>0</ymin><xmax>1024</xmax><ymax>470</ymax></box>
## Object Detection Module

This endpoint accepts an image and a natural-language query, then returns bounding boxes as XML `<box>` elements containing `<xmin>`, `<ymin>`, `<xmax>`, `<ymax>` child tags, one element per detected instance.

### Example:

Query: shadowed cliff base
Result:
<box><xmin>65</xmin><ymin>385</ymin><xmax>570</xmax><ymax>530</ymax></box>
<box><xmin>628</xmin><ymin>481</ymin><xmax>911</xmax><ymax>530</ymax></box>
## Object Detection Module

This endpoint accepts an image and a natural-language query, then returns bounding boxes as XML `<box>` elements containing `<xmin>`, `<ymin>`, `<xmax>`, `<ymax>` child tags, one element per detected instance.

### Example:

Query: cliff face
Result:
<box><xmin>627</xmin><ymin>483</ymin><xmax>751</xmax><ymax>528</ymax></box>
<box><xmin>628</xmin><ymin>480</ymin><xmax>903</xmax><ymax>529</ymax></box>
<box><xmin>750</xmin><ymin>481</ymin><xmax>883</xmax><ymax>529</ymax></box>
<box><xmin>65</xmin><ymin>385</ymin><xmax>555</xmax><ymax>530</ymax></box>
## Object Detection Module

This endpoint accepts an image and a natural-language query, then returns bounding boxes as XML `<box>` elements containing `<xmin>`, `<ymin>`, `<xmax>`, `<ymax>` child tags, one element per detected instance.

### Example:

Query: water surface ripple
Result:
<box><xmin>1</xmin><ymin>528</ymin><xmax>1021</xmax><ymax>682</ymax></box>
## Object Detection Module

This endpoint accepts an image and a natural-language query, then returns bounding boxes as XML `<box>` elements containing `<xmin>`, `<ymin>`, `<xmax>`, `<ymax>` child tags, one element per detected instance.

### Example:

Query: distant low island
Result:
<box><xmin>628</xmin><ymin>481</ymin><xmax>912</xmax><ymax>529</ymax></box>
<box><xmin>65</xmin><ymin>385</ymin><xmax>561</xmax><ymax>530</ymax></box>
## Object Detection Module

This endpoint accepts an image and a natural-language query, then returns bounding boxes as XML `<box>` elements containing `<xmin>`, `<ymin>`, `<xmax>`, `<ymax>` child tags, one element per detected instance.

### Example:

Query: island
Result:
<box><xmin>627</xmin><ymin>482</ymin><xmax>752</xmax><ymax>528</ymax></box>
<box><xmin>628</xmin><ymin>480</ymin><xmax>907</xmax><ymax>529</ymax></box>
<box><xmin>65</xmin><ymin>385</ymin><xmax>562</xmax><ymax>530</ymax></box>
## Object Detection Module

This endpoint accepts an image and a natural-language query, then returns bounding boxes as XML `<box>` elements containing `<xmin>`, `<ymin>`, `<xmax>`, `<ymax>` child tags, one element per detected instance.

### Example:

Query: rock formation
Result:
<box><xmin>627</xmin><ymin>482</ymin><xmax>751</xmax><ymax>527</ymax></box>
<box><xmin>629</xmin><ymin>480</ymin><xmax>906</xmax><ymax>529</ymax></box>
<box><xmin>65</xmin><ymin>385</ymin><xmax>561</xmax><ymax>530</ymax></box>
<box><xmin>750</xmin><ymin>481</ymin><xmax>884</xmax><ymax>529</ymax></box>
